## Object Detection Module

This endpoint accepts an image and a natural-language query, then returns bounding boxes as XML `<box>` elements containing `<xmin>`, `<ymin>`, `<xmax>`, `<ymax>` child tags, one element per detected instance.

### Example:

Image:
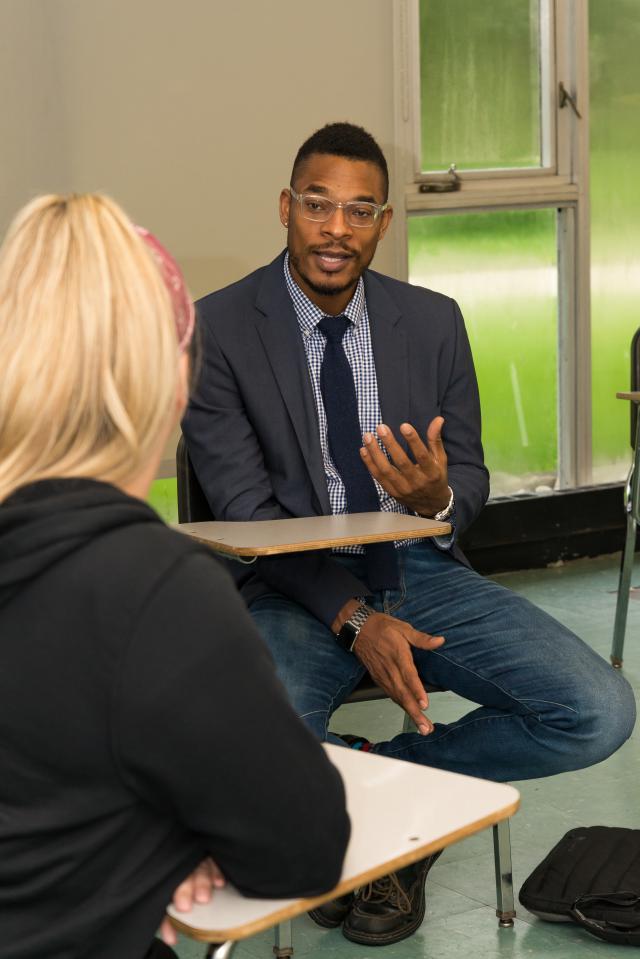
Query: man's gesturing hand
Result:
<box><xmin>360</xmin><ymin>416</ymin><xmax>450</xmax><ymax>518</ymax></box>
<box><xmin>353</xmin><ymin>612</ymin><xmax>445</xmax><ymax>734</ymax></box>
<box><xmin>160</xmin><ymin>858</ymin><xmax>225</xmax><ymax>946</ymax></box>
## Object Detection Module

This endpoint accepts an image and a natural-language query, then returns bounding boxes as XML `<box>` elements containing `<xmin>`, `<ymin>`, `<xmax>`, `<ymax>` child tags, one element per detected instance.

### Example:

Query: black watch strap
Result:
<box><xmin>336</xmin><ymin>603</ymin><xmax>375</xmax><ymax>652</ymax></box>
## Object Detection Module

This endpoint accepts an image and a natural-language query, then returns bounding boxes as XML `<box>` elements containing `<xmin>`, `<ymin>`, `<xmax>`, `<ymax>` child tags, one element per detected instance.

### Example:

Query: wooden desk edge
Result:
<box><xmin>168</xmin><ymin>796</ymin><xmax>520</xmax><ymax>943</ymax></box>
<box><xmin>186</xmin><ymin>523</ymin><xmax>452</xmax><ymax>557</ymax></box>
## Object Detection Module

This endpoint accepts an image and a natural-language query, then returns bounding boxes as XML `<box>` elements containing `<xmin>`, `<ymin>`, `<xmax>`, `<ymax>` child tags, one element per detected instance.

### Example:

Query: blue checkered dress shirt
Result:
<box><xmin>284</xmin><ymin>254</ymin><xmax>414</xmax><ymax>554</ymax></box>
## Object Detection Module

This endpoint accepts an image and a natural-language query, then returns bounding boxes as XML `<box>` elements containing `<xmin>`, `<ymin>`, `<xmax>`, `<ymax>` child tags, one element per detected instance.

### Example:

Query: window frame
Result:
<box><xmin>392</xmin><ymin>0</ymin><xmax>591</xmax><ymax>489</ymax></box>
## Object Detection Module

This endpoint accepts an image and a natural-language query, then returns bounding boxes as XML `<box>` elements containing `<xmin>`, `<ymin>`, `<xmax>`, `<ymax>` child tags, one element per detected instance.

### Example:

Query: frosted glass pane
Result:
<box><xmin>590</xmin><ymin>1</ymin><xmax>640</xmax><ymax>483</ymax></box>
<box><xmin>408</xmin><ymin>210</ymin><xmax>557</xmax><ymax>496</ymax></box>
<box><xmin>419</xmin><ymin>0</ymin><xmax>542</xmax><ymax>171</ymax></box>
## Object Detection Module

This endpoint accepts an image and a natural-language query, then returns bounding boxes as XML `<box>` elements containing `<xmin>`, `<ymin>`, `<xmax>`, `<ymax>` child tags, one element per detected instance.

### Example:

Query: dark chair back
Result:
<box><xmin>176</xmin><ymin>435</ymin><xmax>214</xmax><ymax>523</ymax></box>
<box><xmin>632</xmin><ymin>327</ymin><xmax>640</xmax><ymax>448</ymax></box>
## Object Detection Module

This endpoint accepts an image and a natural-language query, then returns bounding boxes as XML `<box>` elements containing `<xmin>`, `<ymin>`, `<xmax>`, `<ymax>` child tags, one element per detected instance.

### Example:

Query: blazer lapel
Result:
<box><xmin>365</xmin><ymin>271</ymin><xmax>409</xmax><ymax>438</ymax></box>
<box><xmin>254</xmin><ymin>254</ymin><xmax>330</xmax><ymax>513</ymax></box>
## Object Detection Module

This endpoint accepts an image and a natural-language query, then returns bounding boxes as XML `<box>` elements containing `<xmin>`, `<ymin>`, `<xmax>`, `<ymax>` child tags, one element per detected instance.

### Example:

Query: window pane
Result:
<box><xmin>419</xmin><ymin>0</ymin><xmax>542</xmax><ymax>172</ymax></box>
<box><xmin>408</xmin><ymin>210</ymin><xmax>557</xmax><ymax>496</ymax></box>
<box><xmin>590</xmin><ymin>1</ymin><xmax>640</xmax><ymax>483</ymax></box>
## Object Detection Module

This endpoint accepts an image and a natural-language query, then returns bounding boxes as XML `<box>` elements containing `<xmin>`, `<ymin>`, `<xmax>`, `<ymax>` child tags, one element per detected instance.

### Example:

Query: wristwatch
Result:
<box><xmin>336</xmin><ymin>602</ymin><xmax>375</xmax><ymax>652</ymax></box>
<box><xmin>434</xmin><ymin>486</ymin><xmax>455</xmax><ymax>522</ymax></box>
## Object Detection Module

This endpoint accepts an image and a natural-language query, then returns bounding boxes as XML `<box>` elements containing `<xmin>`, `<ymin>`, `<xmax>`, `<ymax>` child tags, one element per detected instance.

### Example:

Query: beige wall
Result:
<box><xmin>0</xmin><ymin>1</ymin><xmax>68</xmax><ymax>235</ymax></box>
<box><xmin>2</xmin><ymin>0</ymin><xmax>402</xmax><ymax>471</ymax></box>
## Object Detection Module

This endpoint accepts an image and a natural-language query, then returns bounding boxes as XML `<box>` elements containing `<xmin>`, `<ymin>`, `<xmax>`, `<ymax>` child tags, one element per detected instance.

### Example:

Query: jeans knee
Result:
<box><xmin>561</xmin><ymin>670</ymin><xmax>636</xmax><ymax>766</ymax></box>
<box><xmin>299</xmin><ymin>709</ymin><xmax>330</xmax><ymax>742</ymax></box>
<box><xmin>592</xmin><ymin>671</ymin><xmax>636</xmax><ymax>756</ymax></box>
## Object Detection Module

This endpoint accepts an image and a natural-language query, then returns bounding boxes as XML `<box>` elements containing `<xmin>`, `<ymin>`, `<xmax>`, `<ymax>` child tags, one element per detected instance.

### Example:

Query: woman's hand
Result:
<box><xmin>159</xmin><ymin>858</ymin><xmax>225</xmax><ymax>946</ymax></box>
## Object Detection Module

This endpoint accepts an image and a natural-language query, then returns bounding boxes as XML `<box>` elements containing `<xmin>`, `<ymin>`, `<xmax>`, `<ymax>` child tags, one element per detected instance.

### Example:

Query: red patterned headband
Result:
<box><xmin>135</xmin><ymin>226</ymin><xmax>195</xmax><ymax>352</ymax></box>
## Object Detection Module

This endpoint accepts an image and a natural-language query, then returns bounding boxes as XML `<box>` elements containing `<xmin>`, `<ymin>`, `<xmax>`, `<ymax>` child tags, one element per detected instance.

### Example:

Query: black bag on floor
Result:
<box><xmin>519</xmin><ymin>826</ymin><xmax>640</xmax><ymax>945</ymax></box>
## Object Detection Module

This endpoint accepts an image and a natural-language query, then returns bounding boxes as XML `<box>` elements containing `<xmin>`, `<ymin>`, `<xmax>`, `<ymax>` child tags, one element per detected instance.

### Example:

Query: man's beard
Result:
<box><xmin>290</xmin><ymin>253</ymin><xmax>359</xmax><ymax>298</ymax></box>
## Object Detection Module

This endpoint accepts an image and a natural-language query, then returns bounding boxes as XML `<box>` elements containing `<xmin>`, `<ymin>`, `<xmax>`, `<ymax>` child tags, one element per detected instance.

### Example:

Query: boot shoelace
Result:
<box><xmin>359</xmin><ymin>872</ymin><xmax>413</xmax><ymax>915</ymax></box>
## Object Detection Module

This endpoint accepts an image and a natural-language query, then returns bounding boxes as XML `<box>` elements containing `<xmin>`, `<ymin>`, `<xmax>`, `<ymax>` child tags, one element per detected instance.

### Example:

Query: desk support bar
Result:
<box><xmin>274</xmin><ymin>919</ymin><xmax>293</xmax><ymax>958</ymax></box>
<box><xmin>611</xmin><ymin>404</ymin><xmax>640</xmax><ymax>667</ymax></box>
<box><xmin>493</xmin><ymin>820</ymin><xmax>516</xmax><ymax>926</ymax></box>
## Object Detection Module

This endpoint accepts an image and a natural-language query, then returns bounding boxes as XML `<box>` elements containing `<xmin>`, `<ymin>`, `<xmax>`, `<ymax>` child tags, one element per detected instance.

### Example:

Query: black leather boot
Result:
<box><xmin>308</xmin><ymin>892</ymin><xmax>355</xmax><ymax>928</ymax></box>
<box><xmin>342</xmin><ymin>851</ymin><xmax>442</xmax><ymax>945</ymax></box>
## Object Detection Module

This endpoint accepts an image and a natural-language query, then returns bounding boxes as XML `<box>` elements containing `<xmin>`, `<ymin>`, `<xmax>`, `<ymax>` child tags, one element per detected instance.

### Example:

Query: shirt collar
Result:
<box><xmin>284</xmin><ymin>252</ymin><xmax>365</xmax><ymax>337</ymax></box>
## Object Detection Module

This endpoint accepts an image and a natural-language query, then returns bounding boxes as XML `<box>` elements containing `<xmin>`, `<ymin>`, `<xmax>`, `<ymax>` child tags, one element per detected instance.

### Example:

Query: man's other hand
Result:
<box><xmin>160</xmin><ymin>858</ymin><xmax>225</xmax><ymax>946</ymax></box>
<box><xmin>353</xmin><ymin>613</ymin><xmax>445</xmax><ymax>733</ymax></box>
<box><xmin>360</xmin><ymin>417</ymin><xmax>450</xmax><ymax>518</ymax></box>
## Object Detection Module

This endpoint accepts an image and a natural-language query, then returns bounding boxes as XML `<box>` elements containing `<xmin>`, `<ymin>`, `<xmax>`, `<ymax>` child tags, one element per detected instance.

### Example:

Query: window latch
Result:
<box><xmin>419</xmin><ymin>163</ymin><xmax>461</xmax><ymax>194</ymax></box>
<box><xmin>559</xmin><ymin>81</ymin><xmax>582</xmax><ymax>119</ymax></box>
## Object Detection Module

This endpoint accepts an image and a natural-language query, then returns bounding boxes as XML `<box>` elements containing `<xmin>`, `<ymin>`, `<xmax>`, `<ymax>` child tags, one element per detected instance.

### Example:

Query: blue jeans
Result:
<box><xmin>249</xmin><ymin>543</ymin><xmax>635</xmax><ymax>782</ymax></box>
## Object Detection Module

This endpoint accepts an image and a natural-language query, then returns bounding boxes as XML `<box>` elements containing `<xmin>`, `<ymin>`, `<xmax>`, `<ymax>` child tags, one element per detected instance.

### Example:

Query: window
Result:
<box><xmin>409</xmin><ymin>209</ymin><xmax>558</xmax><ymax>495</ymax></box>
<box><xmin>393</xmin><ymin>0</ymin><xmax>592</xmax><ymax>494</ymax></box>
<box><xmin>589</xmin><ymin>0</ymin><xmax>640</xmax><ymax>484</ymax></box>
<box><xmin>418</xmin><ymin>0</ymin><xmax>546</xmax><ymax>173</ymax></box>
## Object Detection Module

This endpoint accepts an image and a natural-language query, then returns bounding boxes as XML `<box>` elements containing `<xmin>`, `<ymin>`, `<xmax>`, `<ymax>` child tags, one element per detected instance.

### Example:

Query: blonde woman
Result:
<box><xmin>0</xmin><ymin>195</ymin><xmax>349</xmax><ymax>959</ymax></box>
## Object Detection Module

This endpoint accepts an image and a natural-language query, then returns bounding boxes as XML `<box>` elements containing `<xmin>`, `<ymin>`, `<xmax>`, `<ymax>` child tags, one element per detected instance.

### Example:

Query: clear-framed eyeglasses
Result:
<box><xmin>289</xmin><ymin>187</ymin><xmax>389</xmax><ymax>229</ymax></box>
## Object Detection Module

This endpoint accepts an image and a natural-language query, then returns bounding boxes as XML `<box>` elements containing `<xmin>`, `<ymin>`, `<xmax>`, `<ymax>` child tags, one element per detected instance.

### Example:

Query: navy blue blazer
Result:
<box><xmin>182</xmin><ymin>251</ymin><xmax>489</xmax><ymax>627</ymax></box>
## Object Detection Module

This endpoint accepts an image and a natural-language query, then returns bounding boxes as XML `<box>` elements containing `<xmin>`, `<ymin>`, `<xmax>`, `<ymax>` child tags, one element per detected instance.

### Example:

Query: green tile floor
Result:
<box><xmin>175</xmin><ymin>552</ymin><xmax>640</xmax><ymax>959</ymax></box>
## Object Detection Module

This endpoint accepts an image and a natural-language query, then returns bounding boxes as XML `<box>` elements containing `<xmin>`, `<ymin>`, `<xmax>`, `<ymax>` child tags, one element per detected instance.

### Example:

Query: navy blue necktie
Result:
<box><xmin>318</xmin><ymin>316</ymin><xmax>398</xmax><ymax>591</ymax></box>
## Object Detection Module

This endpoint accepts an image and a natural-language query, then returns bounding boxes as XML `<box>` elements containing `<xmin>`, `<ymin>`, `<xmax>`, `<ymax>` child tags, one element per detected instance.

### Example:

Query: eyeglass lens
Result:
<box><xmin>297</xmin><ymin>193</ymin><xmax>380</xmax><ymax>228</ymax></box>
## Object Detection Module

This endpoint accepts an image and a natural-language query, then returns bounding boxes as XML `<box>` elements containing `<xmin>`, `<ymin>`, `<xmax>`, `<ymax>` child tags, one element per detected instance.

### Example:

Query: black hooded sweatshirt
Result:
<box><xmin>0</xmin><ymin>479</ymin><xmax>349</xmax><ymax>959</ymax></box>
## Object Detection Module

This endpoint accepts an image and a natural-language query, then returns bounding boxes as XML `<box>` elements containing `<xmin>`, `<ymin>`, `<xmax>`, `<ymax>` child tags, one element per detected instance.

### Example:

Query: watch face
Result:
<box><xmin>337</xmin><ymin>604</ymin><xmax>372</xmax><ymax>652</ymax></box>
<box><xmin>336</xmin><ymin>619</ymin><xmax>358</xmax><ymax>652</ymax></box>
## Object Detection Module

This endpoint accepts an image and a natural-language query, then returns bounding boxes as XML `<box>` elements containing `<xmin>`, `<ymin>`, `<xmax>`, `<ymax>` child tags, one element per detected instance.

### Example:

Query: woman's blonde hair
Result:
<box><xmin>0</xmin><ymin>193</ymin><xmax>181</xmax><ymax>502</ymax></box>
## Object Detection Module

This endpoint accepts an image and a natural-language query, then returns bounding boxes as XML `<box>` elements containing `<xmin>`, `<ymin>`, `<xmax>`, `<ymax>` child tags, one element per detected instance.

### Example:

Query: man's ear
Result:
<box><xmin>279</xmin><ymin>189</ymin><xmax>291</xmax><ymax>228</ymax></box>
<box><xmin>378</xmin><ymin>204</ymin><xmax>393</xmax><ymax>242</ymax></box>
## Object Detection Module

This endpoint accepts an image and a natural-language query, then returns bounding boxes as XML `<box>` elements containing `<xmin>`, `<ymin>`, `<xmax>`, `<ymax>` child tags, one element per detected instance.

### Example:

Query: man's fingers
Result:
<box><xmin>394</xmin><ymin>683</ymin><xmax>433</xmax><ymax>735</ymax></box>
<box><xmin>362</xmin><ymin>431</ymin><xmax>400</xmax><ymax>472</ymax></box>
<box><xmin>375</xmin><ymin>424</ymin><xmax>414</xmax><ymax>472</ymax></box>
<box><xmin>381</xmin><ymin>655</ymin><xmax>433</xmax><ymax>735</ymax></box>
<box><xmin>398</xmin><ymin>422</ymin><xmax>433</xmax><ymax>470</ymax></box>
<box><xmin>398</xmin><ymin>649</ymin><xmax>430</xmax><ymax>711</ymax></box>
<box><xmin>426</xmin><ymin>416</ymin><xmax>446</xmax><ymax>455</ymax></box>
<box><xmin>361</xmin><ymin>434</ymin><xmax>401</xmax><ymax>494</ymax></box>
<box><xmin>374</xmin><ymin>664</ymin><xmax>431</xmax><ymax>733</ymax></box>
<box><xmin>395</xmin><ymin>649</ymin><xmax>435</xmax><ymax>735</ymax></box>
<box><xmin>409</xmin><ymin>629</ymin><xmax>445</xmax><ymax>652</ymax></box>
<box><xmin>365</xmin><ymin>658</ymin><xmax>430</xmax><ymax>732</ymax></box>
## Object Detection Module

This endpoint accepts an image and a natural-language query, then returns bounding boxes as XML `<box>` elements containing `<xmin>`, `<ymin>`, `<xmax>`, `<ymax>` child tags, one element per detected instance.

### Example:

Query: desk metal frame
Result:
<box><xmin>611</xmin><ymin>392</ymin><xmax>640</xmax><ymax>667</ymax></box>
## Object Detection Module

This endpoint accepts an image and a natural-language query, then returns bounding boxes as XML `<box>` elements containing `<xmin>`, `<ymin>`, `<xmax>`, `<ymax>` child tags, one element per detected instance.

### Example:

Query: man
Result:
<box><xmin>183</xmin><ymin>122</ymin><xmax>635</xmax><ymax>946</ymax></box>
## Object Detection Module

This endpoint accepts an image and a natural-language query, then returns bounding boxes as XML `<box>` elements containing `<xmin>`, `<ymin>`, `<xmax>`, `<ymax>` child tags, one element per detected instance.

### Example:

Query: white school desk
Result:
<box><xmin>167</xmin><ymin>744</ymin><xmax>520</xmax><ymax>956</ymax></box>
<box><xmin>174</xmin><ymin>511</ymin><xmax>451</xmax><ymax>558</ymax></box>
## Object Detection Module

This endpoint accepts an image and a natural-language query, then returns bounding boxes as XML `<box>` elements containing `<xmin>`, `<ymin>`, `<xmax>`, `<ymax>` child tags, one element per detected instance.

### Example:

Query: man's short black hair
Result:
<box><xmin>291</xmin><ymin>122</ymin><xmax>389</xmax><ymax>201</ymax></box>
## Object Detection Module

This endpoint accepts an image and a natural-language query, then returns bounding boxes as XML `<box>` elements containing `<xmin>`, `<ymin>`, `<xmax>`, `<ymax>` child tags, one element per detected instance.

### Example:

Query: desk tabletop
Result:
<box><xmin>174</xmin><ymin>512</ymin><xmax>451</xmax><ymax>557</ymax></box>
<box><xmin>617</xmin><ymin>391</ymin><xmax>640</xmax><ymax>403</ymax></box>
<box><xmin>168</xmin><ymin>744</ymin><xmax>519</xmax><ymax>943</ymax></box>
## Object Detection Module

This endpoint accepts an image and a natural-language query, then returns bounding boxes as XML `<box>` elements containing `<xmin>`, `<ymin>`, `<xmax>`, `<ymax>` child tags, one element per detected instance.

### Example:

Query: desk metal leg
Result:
<box><xmin>205</xmin><ymin>941</ymin><xmax>236</xmax><ymax>959</ymax></box>
<box><xmin>273</xmin><ymin>920</ymin><xmax>293</xmax><ymax>959</ymax></box>
<box><xmin>493</xmin><ymin>820</ymin><xmax>516</xmax><ymax>927</ymax></box>
<box><xmin>612</xmin><ymin>511</ymin><xmax>637</xmax><ymax>667</ymax></box>
<box><xmin>611</xmin><ymin>456</ymin><xmax>639</xmax><ymax>668</ymax></box>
